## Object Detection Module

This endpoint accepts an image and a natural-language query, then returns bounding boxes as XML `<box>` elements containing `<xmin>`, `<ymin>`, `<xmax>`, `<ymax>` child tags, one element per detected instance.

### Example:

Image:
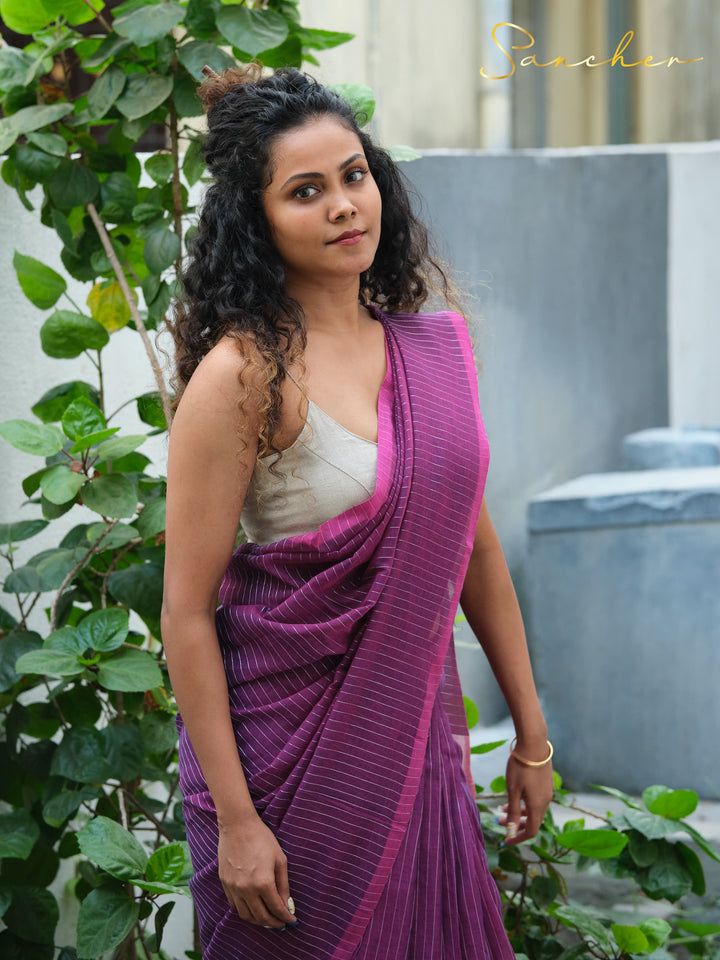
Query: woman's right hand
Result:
<box><xmin>217</xmin><ymin>813</ymin><xmax>298</xmax><ymax>930</ymax></box>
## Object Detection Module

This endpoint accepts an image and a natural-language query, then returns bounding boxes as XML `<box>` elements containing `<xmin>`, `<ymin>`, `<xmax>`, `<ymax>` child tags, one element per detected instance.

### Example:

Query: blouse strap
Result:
<box><xmin>284</xmin><ymin>368</ymin><xmax>305</xmax><ymax>395</ymax></box>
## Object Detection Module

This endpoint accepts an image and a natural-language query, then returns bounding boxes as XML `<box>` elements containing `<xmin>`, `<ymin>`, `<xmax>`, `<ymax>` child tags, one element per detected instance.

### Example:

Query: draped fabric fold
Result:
<box><xmin>177</xmin><ymin>309</ymin><xmax>514</xmax><ymax>959</ymax></box>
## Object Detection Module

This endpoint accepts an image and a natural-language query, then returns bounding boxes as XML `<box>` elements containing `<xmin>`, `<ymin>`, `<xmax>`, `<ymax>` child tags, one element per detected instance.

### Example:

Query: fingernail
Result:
<box><xmin>506</xmin><ymin>821</ymin><xmax>518</xmax><ymax>838</ymax></box>
<box><xmin>287</xmin><ymin>897</ymin><xmax>296</xmax><ymax>915</ymax></box>
<box><xmin>493</xmin><ymin>816</ymin><xmax>500</xmax><ymax>824</ymax></box>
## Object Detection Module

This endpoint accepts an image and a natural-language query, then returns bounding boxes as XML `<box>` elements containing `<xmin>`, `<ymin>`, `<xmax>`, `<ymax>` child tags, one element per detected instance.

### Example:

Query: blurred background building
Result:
<box><xmin>299</xmin><ymin>0</ymin><xmax>718</xmax><ymax>150</ymax></box>
<box><xmin>3</xmin><ymin>0</ymin><xmax>716</xmax><ymax>151</ymax></box>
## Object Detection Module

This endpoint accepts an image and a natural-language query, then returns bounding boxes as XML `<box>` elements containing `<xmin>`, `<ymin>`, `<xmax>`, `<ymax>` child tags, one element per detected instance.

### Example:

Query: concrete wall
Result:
<box><xmin>404</xmin><ymin>144</ymin><xmax>671</xmax><ymax>574</ymax></box>
<box><xmin>526</xmin><ymin>464</ymin><xmax>720</xmax><ymax>797</ymax></box>
<box><xmin>403</xmin><ymin>142</ymin><xmax>720</xmax><ymax>722</ymax></box>
<box><xmin>667</xmin><ymin>146</ymin><xmax>720</xmax><ymax>429</ymax></box>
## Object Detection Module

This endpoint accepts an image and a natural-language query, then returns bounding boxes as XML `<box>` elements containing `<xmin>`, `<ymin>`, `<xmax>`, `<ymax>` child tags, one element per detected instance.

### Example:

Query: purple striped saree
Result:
<box><xmin>177</xmin><ymin>309</ymin><xmax>514</xmax><ymax>959</ymax></box>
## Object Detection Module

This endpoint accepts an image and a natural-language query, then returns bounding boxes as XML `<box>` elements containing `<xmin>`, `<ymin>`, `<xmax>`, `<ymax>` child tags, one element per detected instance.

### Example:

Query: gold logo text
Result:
<box><xmin>480</xmin><ymin>23</ymin><xmax>704</xmax><ymax>79</ymax></box>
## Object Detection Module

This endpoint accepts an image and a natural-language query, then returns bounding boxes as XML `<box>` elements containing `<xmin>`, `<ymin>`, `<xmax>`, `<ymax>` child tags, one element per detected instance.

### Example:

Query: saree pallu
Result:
<box><xmin>177</xmin><ymin>309</ymin><xmax>515</xmax><ymax>959</ymax></box>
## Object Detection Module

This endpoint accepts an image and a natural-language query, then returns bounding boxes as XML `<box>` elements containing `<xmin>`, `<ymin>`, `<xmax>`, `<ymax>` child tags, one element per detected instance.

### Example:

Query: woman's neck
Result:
<box><xmin>284</xmin><ymin>276</ymin><xmax>367</xmax><ymax>333</ymax></box>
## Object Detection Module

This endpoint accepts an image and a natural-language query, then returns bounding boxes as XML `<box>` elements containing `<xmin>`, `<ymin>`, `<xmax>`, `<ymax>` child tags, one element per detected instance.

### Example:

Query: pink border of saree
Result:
<box><xmin>335</xmin><ymin>310</ymin><xmax>488</xmax><ymax>956</ymax></box>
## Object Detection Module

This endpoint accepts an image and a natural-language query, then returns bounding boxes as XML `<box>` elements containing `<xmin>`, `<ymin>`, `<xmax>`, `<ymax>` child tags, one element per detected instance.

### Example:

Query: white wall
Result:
<box><xmin>667</xmin><ymin>144</ymin><xmax>720</xmax><ymax>429</ymax></box>
<box><xmin>0</xmin><ymin>180</ymin><xmax>172</xmax><ymax>635</ymax></box>
<box><xmin>297</xmin><ymin>0</ymin><xmax>513</xmax><ymax>149</ymax></box>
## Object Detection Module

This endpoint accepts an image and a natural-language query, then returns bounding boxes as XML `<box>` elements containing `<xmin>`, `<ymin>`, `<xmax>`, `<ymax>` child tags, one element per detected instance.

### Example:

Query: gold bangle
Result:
<box><xmin>510</xmin><ymin>737</ymin><xmax>554</xmax><ymax>767</ymax></box>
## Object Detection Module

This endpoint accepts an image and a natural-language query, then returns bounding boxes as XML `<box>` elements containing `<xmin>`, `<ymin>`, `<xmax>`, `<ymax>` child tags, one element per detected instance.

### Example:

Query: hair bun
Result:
<box><xmin>197</xmin><ymin>63</ymin><xmax>264</xmax><ymax>112</ymax></box>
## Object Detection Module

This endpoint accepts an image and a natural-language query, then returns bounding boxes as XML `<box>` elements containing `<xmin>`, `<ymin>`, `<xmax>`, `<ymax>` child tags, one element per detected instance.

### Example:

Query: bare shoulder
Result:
<box><xmin>169</xmin><ymin>334</ymin><xmax>266</xmax><ymax>472</ymax></box>
<box><xmin>177</xmin><ymin>334</ymin><xmax>264</xmax><ymax>415</ymax></box>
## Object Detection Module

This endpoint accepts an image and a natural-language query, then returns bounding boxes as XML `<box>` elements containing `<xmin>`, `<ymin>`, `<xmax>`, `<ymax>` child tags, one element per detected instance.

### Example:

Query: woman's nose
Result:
<box><xmin>328</xmin><ymin>189</ymin><xmax>356</xmax><ymax>221</ymax></box>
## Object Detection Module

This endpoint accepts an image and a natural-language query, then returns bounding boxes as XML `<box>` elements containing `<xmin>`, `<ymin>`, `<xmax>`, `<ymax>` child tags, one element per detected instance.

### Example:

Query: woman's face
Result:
<box><xmin>262</xmin><ymin>116</ymin><xmax>382</xmax><ymax>288</ymax></box>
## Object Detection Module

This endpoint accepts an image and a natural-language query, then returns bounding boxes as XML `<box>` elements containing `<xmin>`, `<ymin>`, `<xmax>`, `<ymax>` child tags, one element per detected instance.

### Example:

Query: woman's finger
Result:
<box><xmin>522</xmin><ymin>803</ymin><xmax>544</xmax><ymax>840</ymax></box>
<box><xmin>245</xmin><ymin>890</ymin><xmax>288</xmax><ymax>928</ymax></box>
<box><xmin>221</xmin><ymin>878</ymin><xmax>287</xmax><ymax>929</ymax></box>
<box><xmin>260</xmin><ymin>878</ymin><xmax>298</xmax><ymax>926</ymax></box>
<box><xmin>503</xmin><ymin>786</ymin><xmax>523</xmax><ymax>845</ymax></box>
<box><xmin>227</xmin><ymin>892</ymin><xmax>267</xmax><ymax>927</ymax></box>
<box><xmin>274</xmin><ymin>853</ymin><xmax>298</xmax><ymax>924</ymax></box>
<box><xmin>505</xmin><ymin>763</ymin><xmax>554</xmax><ymax>843</ymax></box>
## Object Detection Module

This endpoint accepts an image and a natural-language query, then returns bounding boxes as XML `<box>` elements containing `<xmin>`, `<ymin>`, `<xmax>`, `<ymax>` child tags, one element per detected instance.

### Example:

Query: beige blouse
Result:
<box><xmin>240</xmin><ymin>398</ymin><xmax>378</xmax><ymax>545</ymax></box>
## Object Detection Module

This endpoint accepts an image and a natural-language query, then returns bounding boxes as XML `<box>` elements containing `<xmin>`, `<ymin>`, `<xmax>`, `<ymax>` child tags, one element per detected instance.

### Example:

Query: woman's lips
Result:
<box><xmin>329</xmin><ymin>230</ymin><xmax>365</xmax><ymax>245</ymax></box>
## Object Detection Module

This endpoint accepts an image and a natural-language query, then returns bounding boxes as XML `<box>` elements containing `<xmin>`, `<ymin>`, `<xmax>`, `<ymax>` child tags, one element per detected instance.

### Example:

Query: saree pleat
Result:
<box><xmin>352</xmin><ymin>671</ymin><xmax>512</xmax><ymax>960</ymax></box>
<box><xmin>177</xmin><ymin>310</ymin><xmax>514</xmax><ymax>958</ymax></box>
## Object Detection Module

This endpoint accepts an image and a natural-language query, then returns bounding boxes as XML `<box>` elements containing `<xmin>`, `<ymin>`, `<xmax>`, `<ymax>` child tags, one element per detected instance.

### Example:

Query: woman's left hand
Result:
<box><xmin>498</xmin><ymin>750</ymin><xmax>555</xmax><ymax>845</ymax></box>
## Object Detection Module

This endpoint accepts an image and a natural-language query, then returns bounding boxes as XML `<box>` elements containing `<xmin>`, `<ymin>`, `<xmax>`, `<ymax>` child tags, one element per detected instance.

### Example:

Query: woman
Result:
<box><xmin>163</xmin><ymin>64</ymin><xmax>554</xmax><ymax>960</ymax></box>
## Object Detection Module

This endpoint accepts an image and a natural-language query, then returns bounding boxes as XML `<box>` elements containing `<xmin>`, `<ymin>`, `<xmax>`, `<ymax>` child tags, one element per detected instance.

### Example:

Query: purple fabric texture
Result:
<box><xmin>177</xmin><ymin>309</ymin><xmax>514</xmax><ymax>959</ymax></box>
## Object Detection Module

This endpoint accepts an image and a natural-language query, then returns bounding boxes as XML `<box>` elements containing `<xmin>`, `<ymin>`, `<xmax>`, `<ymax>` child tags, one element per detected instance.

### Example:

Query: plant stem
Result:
<box><xmin>45</xmin><ymin>679</ymin><xmax>69</xmax><ymax>727</ymax></box>
<box><xmin>80</xmin><ymin>0</ymin><xmax>112</xmax><ymax>31</ymax></box>
<box><xmin>58</xmin><ymin>48</ymin><xmax>73</xmax><ymax>102</ymax></box>
<box><xmin>155</xmin><ymin>777</ymin><xmax>181</xmax><ymax>850</ymax></box>
<box><xmin>106</xmin><ymin>397</ymin><xmax>136</xmax><ymax>423</ymax></box>
<box><xmin>118</xmin><ymin>922</ymin><xmax>139</xmax><ymax>960</ymax></box>
<box><xmin>84</xmin><ymin>349</ymin><xmax>100</xmax><ymax>372</ymax></box>
<box><xmin>97</xmin><ymin>350</ymin><xmax>105</xmax><ymax>416</ymax></box>
<box><xmin>118</xmin><ymin>784</ymin><xmax>129</xmax><ymax>830</ymax></box>
<box><xmin>135</xmin><ymin>920</ymin><xmax>151</xmax><ymax>960</ymax></box>
<box><xmin>3</xmin><ymin>552</ymin><xmax>33</xmax><ymax>629</ymax></box>
<box><xmin>100</xmin><ymin>538</ymin><xmax>143</xmax><ymax>609</ymax></box>
<box><xmin>547</xmin><ymin>862</ymin><xmax>569</xmax><ymax>902</ymax></box>
<box><xmin>63</xmin><ymin>291</ymin><xmax>84</xmax><ymax>313</ymax></box>
<box><xmin>21</xmin><ymin>591</ymin><xmax>42</xmax><ymax>626</ymax></box>
<box><xmin>124</xmin><ymin>261</ymin><xmax>142</xmax><ymax>287</ymax></box>
<box><xmin>82</xmin><ymin>785</ymin><xmax>121</xmax><ymax>819</ymax></box>
<box><xmin>566</xmin><ymin>801</ymin><xmax>611</xmax><ymax>824</ymax></box>
<box><xmin>50</xmin><ymin>519</ymin><xmax>118</xmax><ymax>630</ymax></box>
<box><xmin>85</xmin><ymin>202</ymin><xmax>173</xmax><ymax>430</ymax></box>
<box><xmin>168</xmin><ymin>81</ymin><xmax>184</xmax><ymax>274</ymax></box>
<box><xmin>14</xmin><ymin>595</ymin><xmax>27</xmax><ymax>627</ymax></box>
<box><xmin>159</xmin><ymin>776</ymin><xmax>180</xmax><ymax>823</ymax></box>
<box><xmin>480</xmin><ymin>792</ymin><xmax>612</xmax><ymax>825</ymax></box>
<box><xmin>513</xmin><ymin>865</ymin><xmax>528</xmax><ymax>937</ymax></box>
<box><xmin>121</xmin><ymin>788</ymin><xmax>174</xmax><ymax>842</ymax></box>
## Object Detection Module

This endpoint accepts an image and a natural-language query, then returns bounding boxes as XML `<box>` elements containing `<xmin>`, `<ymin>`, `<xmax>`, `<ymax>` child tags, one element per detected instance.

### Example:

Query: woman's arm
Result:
<box><xmin>459</xmin><ymin>496</ymin><xmax>554</xmax><ymax>844</ymax></box>
<box><xmin>162</xmin><ymin>339</ymin><xmax>297</xmax><ymax>929</ymax></box>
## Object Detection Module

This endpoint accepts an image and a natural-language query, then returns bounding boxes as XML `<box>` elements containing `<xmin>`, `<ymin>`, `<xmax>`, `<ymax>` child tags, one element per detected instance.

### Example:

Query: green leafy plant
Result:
<box><xmin>468</xmin><ymin>722</ymin><xmax>720</xmax><ymax>960</ymax></box>
<box><xmin>0</xmin><ymin>1</ymin><xmax>359</xmax><ymax>957</ymax></box>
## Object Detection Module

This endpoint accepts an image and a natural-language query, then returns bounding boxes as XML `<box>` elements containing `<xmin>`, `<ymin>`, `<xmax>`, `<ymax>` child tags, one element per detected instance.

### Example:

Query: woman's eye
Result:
<box><xmin>347</xmin><ymin>168</ymin><xmax>367</xmax><ymax>183</ymax></box>
<box><xmin>294</xmin><ymin>184</ymin><xmax>318</xmax><ymax>200</ymax></box>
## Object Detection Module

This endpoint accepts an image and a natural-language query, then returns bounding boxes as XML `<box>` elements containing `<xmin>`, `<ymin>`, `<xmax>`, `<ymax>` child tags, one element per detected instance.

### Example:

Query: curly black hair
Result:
<box><xmin>170</xmin><ymin>64</ymin><xmax>458</xmax><ymax>461</ymax></box>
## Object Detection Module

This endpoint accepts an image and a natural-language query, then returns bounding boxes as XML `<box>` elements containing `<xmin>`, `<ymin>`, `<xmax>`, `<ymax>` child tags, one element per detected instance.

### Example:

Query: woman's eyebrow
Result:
<box><xmin>281</xmin><ymin>153</ymin><xmax>364</xmax><ymax>188</ymax></box>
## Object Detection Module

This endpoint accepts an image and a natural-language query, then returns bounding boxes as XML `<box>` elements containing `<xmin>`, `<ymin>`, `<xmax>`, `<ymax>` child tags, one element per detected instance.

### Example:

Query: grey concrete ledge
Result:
<box><xmin>416</xmin><ymin>139</ymin><xmax>720</xmax><ymax>158</ymax></box>
<box><xmin>622</xmin><ymin>427</ymin><xmax>720</xmax><ymax>469</ymax></box>
<box><xmin>528</xmin><ymin>466</ymin><xmax>720</xmax><ymax>532</ymax></box>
